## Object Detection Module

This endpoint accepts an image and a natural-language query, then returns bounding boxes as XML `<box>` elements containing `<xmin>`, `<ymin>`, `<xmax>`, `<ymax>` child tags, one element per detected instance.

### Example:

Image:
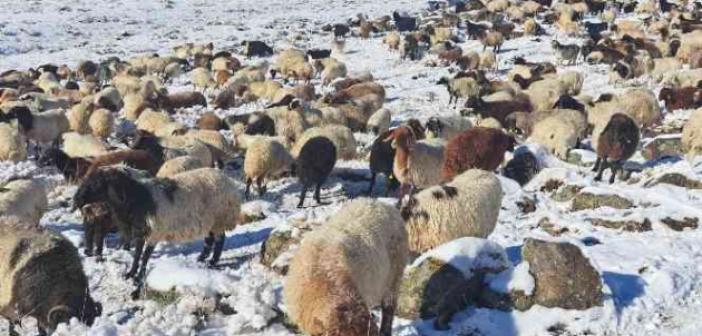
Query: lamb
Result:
<box><xmin>284</xmin><ymin>198</ymin><xmax>408</xmax><ymax>336</ymax></box>
<box><xmin>383</xmin><ymin>126</ymin><xmax>445</xmax><ymax>203</ymax></box>
<box><xmin>292</xmin><ymin>125</ymin><xmax>357</xmax><ymax>160</ymax></box>
<box><xmin>425</xmin><ymin>115</ymin><xmax>473</xmax><ymax>141</ymax></box>
<box><xmin>383</xmin><ymin>31</ymin><xmax>401</xmax><ymax>50</ymax></box>
<box><xmin>156</xmin><ymin>155</ymin><xmax>205</xmax><ymax>178</ymax></box>
<box><xmin>243</xmin><ymin>137</ymin><xmax>293</xmax><ymax>198</ymax></box>
<box><xmin>296</xmin><ymin>136</ymin><xmax>337</xmax><ymax>208</ymax></box>
<box><xmin>0</xmin><ymin>123</ymin><xmax>27</xmax><ymax>162</ymax></box>
<box><xmin>593</xmin><ymin>113</ymin><xmax>640</xmax><ymax>183</ymax></box>
<box><xmin>366</xmin><ymin>108</ymin><xmax>391</xmax><ymax>135</ymax></box>
<box><xmin>244</xmin><ymin>80</ymin><xmax>283</xmax><ymax>102</ymax></box>
<box><xmin>437</xmin><ymin>76</ymin><xmax>480</xmax><ymax>108</ymax></box>
<box><xmin>659</xmin><ymin>86</ymin><xmax>702</xmax><ymax>111</ymax></box>
<box><xmin>400</xmin><ymin>169</ymin><xmax>503</xmax><ymax>254</ymax></box>
<box><xmin>442</xmin><ymin>127</ymin><xmax>515</xmax><ymax>181</ymax></box>
<box><xmin>0</xmin><ymin>222</ymin><xmax>102</xmax><ymax>335</ymax></box>
<box><xmin>527</xmin><ymin>109</ymin><xmax>587</xmax><ymax>159</ymax></box>
<box><xmin>88</xmin><ymin>108</ymin><xmax>114</xmax><ymax>140</ymax></box>
<box><xmin>479</xmin><ymin>50</ymin><xmax>498</xmax><ymax>71</ymax></box>
<box><xmin>242</xmin><ymin>40</ymin><xmax>274</xmax><ymax>57</ymax></box>
<box><xmin>79</xmin><ymin>202</ymin><xmax>124</xmax><ymax>258</ymax></box>
<box><xmin>502</xmin><ymin>147</ymin><xmax>540</xmax><ymax>186</ymax></box>
<box><xmin>0</xmin><ymin>179</ymin><xmax>47</xmax><ymax>226</ymax></box>
<box><xmin>191</xmin><ymin>67</ymin><xmax>215</xmax><ymax>91</ymax></box>
<box><xmin>73</xmin><ymin>167</ymin><xmax>242</xmax><ymax>294</ymax></box>
<box><xmin>552</xmin><ymin>40</ymin><xmax>580</xmax><ymax>65</ymax></box>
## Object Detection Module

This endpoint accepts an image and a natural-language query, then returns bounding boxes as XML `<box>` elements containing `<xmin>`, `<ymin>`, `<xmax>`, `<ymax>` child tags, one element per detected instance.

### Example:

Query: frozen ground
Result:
<box><xmin>2</xmin><ymin>0</ymin><xmax>702</xmax><ymax>335</ymax></box>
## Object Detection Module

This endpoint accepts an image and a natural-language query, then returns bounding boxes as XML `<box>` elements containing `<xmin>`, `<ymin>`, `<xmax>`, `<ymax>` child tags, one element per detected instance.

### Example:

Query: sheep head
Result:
<box><xmin>73</xmin><ymin>168</ymin><xmax>154</xmax><ymax>217</ymax></box>
<box><xmin>383</xmin><ymin>126</ymin><xmax>417</xmax><ymax>151</ymax></box>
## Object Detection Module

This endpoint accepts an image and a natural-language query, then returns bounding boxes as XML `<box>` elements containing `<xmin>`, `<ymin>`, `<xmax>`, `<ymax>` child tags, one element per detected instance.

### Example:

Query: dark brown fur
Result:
<box><xmin>658</xmin><ymin>87</ymin><xmax>702</xmax><ymax>111</ymax></box>
<box><xmin>196</xmin><ymin>112</ymin><xmax>225</xmax><ymax>130</ymax></box>
<box><xmin>593</xmin><ymin>113</ymin><xmax>640</xmax><ymax>183</ymax></box>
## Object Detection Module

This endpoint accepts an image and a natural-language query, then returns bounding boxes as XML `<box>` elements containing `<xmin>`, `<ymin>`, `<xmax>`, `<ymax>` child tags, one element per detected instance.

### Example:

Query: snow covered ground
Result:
<box><xmin>3</xmin><ymin>0</ymin><xmax>702</xmax><ymax>335</ymax></box>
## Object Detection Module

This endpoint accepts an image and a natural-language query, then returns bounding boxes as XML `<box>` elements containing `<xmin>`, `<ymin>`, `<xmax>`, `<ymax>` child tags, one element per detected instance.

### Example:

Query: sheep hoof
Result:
<box><xmin>123</xmin><ymin>271</ymin><xmax>135</xmax><ymax>280</ymax></box>
<box><xmin>96</xmin><ymin>256</ymin><xmax>105</xmax><ymax>263</ymax></box>
<box><xmin>84</xmin><ymin>249</ymin><xmax>93</xmax><ymax>257</ymax></box>
<box><xmin>130</xmin><ymin>289</ymin><xmax>143</xmax><ymax>300</ymax></box>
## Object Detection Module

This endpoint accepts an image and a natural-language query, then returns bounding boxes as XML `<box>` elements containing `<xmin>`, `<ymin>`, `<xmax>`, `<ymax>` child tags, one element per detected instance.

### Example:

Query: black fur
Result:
<box><xmin>425</xmin><ymin>117</ymin><xmax>444</xmax><ymax>138</ymax></box>
<box><xmin>333</xmin><ymin>24</ymin><xmax>350</xmax><ymax>38</ymax></box>
<box><xmin>296</xmin><ymin>137</ymin><xmax>337</xmax><ymax>208</ymax></box>
<box><xmin>245</xmin><ymin>114</ymin><xmax>276</xmax><ymax>136</ymax></box>
<box><xmin>64</xmin><ymin>81</ymin><xmax>80</xmax><ymax>90</ymax></box>
<box><xmin>242</xmin><ymin>40</ymin><xmax>273</xmax><ymax>57</ymax></box>
<box><xmin>306</xmin><ymin>49</ymin><xmax>332</xmax><ymax>60</ymax></box>
<box><xmin>7</xmin><ymin>105</ymin><xmax>33</xmax><ymax>131</ymax></box>
<box><xmin>553</xmin><ymin>95</ymin><xmax>586</xmax><ymax>113</ymax></box>
<box><xmin>38</xmin><ymin>147</ymin><xmax>88</xmax><ymax>181</ymax></box>
<box><xmin>502</xmin><ymin>148</ymin><xmax>540</xmax><ymax>186</ymax></box>
<box><xmin>442</xmin><ymin>185</ymin><xmax>458</xmax><ymax>198</ymax></box>
<box><xmin>393</xmin><ymin>11</ymin><xmax>418</xmax><ymax>32</ymax></box>
<box><xmin>129</xmin><ymin>131</ymin><xmax>165</xmax><ymax>164</ymax></box>
<box><xmin>73</xmin><ymin>168</ymin><xmax>155</xmax><ymax>219</ymax></box>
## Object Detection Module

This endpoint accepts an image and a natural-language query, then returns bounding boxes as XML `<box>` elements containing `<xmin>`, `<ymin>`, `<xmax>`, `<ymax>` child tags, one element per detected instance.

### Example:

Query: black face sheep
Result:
<box><xmin>502</xmin><ymin>146</ymin><xmax>540</xmax><ymax>186</ymax></box>
<box><xmin>333</xmin><ymin>24</ymin><xmax>351</xmax><ymax>39</ymax></box>
<box><xmin>37</xmin><ymin>147</ymin><xmax>92</xmax><ymax>182</ymax></box>
<box><xmin>367</xmin><ymin>120</ymin><xmax>425</xmax><ymax>196</ymax></box>
<box><xmin>284</xmin><ymin>198</ymin><xmax>408</xmax><ymax>336</ymax></box>
<box><xmin>245</xmin><ymin>113</ymin><xmax>276</xmax><ymax>136</ymax></box>
<box><xmin>242</xmin><ymin>40</ymin><xmax>274</xmax><ymax>57</ymax></box>
<box><xmin>0</xmin><ymin>221</ymin><xmax>102</xmax><ymax>335</ymax></box>
<box><xmin>306</xmin><ymin>49</ymin><xmax>332</xmax><ymax>60</ymax></box>
<box><xmin>552</xmin><ymin>40</ymin><xmax>580</xmax><ymax>65</ymax></box>
<box><xmin>442</xmin><ymin>127</ymin><xmax>515</xmax><ymax>182</ymax></box>
<box><xmin>593</xmin><ymin>113</ymin><xmax>640</xmax><ymax>183</ymax></box>
<box><xmin>80</xmin><ymin>202</ymin><xmax>127</xmax><ymax>259</ymax></box>
<box><xmin>5</xmin><ymin>105</ymin><xmax>69</xmax><ymax>149</ymax></box>
<box><xmin>73</xmin><ymin>167</ymin><xmax>242</xmax><ymax>296</ymax></box>
<box><xmin>295</xmin><ymin>136</ymin><xmax>337</xmax><ymax>208</ymax></box>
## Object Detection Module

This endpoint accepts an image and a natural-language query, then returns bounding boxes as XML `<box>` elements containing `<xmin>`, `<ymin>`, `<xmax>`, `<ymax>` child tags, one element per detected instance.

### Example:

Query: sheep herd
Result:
<box><xmin>1</xmin><ymin>0</ymin><xmax>701</xmax><ymax>334</ymax></box>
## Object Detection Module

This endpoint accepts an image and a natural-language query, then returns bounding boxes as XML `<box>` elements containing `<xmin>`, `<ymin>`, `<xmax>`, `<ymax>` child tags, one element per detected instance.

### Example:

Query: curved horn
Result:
<box><xmin>47</xmin><ymin>305</ymin><xmax>73</xmax><ymax>329</ymax></box>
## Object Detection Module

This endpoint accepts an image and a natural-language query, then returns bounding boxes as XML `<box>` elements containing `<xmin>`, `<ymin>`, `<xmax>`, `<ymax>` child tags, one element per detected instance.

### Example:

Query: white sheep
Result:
<box><xmin>12</xmin><ymin>108</ymin><xmax>69</xmax><ymax>145</ymax></box>
<box><xmin>0</xmin><ymin>179</ymin><xmax>47</xmax><ymax>226</ymax></box>
<box><xmin>438</xmin><ymin>76</ymin><xmax>480</xmax><ymax>107</ymax></box>
<box><xmin>284</xmin><ymin>198</ymin><xmax>408</xmax><ymax>336</ymax></box>
<box><xmin>0</xmin><ymin>123</ymin><xmax>27</xmax><ymax>162</ymax></box>
<box><xmin>366</xmin><ymin>108</ymin><xmax>392</xmax><ymax>135</ymax></box>
<box><xmin>158</xmin><ymin>135</ymin><xmax>214</xmax><ymax>168</ymax></box>
<box><xmin>61</xmin><ymin>132</ymin><xmax>109</xmax><ymax>158</ymax></box>
<box><xmin>135</xmin><ymin>109</ymin><xmax>186</xmax><ymax>137</ymax></box>
<box><xmin>244</xmin><ymin>137</ymin><xmax>294</xmax><ymax>197</ymax></box>
<box><xmin>67</xmin><ymin>100</ymin><xmax>93</xmax><ymax>134</ymax></box>
<box><xmin>321</xmin><ymin>58</ymin><xmax>348</xmax><ymax>86</ymax></box>
<box><xmin>661</xmin><ymin>68</ymin><xmax>702</xmax><ymax>88</ymax></box>
<box><xmin>265</xmin><ymin>105</ymin><xmax>309</xmax><ymax>144</ymax></box>
<box><xmin>247</xmin><ymin>80</ymin><xmax>283</xmax><ymax>102</ymax></box>
<box><xmin>292</xmin><ymin>125</ymin><xmax>357</xmax><ymax>160</ymax></box>
<box><xmin>527</xmin><ymin>109</ymin><xmax>587</xmax><ymax>160</ymax></box>
<box><xmin>88</xmin><ymin>108</ymin><xmax>114</xmax><ymax>140</ymax></box>
<box><xmin>425</xmin><ymin>115</ymin><xmax>473</xmax><ymax>141</ymax></box>
<box><xmin>191</xmin><ymin>67</ymin><xmax>215</xmax><ymax>90</ymax></box>
<box><xmin>682</xmin><ymin>107</ymin><xmax>702</xmax><ymax>160</ymax></box>
<box><xmin>479</xmin><ymin>50</ymin><xmax>498</xmax><ymax>71</ymax></box>
<box><xmin>651</xmin><ymin>57</ymin><xmax>682</xmax><ymax>82</ymax></box>
<box><xmin>93</xmin><ymin>86</ymin><xmax>123</xmax><ymax>112</ymax></box>
<box><xmin>156</xmin><ymin>155</ymin><xmax>205</xmax><ymax>178</ymax></box>
<box><xmin>401</xmin><ymin>169</ymin><xmax>503</xmax><ymax>254</ymax></box>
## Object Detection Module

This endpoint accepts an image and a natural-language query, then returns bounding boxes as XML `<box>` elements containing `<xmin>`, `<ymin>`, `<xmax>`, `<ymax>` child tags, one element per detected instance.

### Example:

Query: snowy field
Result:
<box><xmin>3</xmin><ymin>0</ymin><xmax>702</xmax><ymax>335</ymax></box>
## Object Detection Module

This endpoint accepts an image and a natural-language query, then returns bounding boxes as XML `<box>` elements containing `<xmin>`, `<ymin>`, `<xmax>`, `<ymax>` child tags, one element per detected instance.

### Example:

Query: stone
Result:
<box><xmin>478</xmin><ymin>288</ymin><xmax>534</xmax><ymax>312</ymax></box>
<box><xmin>538</xmin><ymin>217</ymin><xmax>570</xmax><ymax>237</ymax></box>
<box><xmin>260</xmin><ymin>229</ymin><xmax>299</xmax><ymax>275</ymax></box>
<box><xmin>645</xmin><ymin>173</ymin><xmax>702</xmax><ymax>190</ymax></box>
<box><xmin>661</xmin><ymin>217</ymin><xmax>699</xmax><ymax>231</ymax></box>
<box><xmin>552</xmin><ymin>184</ymin><xmax>583</xmax><ymax>202</ymax></box>
<box><xmin>522</xmin><ymin>238</ymin><xmax>603</xmax><ymax>310</ymax></box>
<box><xmin>642</xmin><ymin>136</ymin><xmax>683</xmax><ymax>161</ymax></box>
<box><xmin>540</xmin><ymin>179</ymin><xmax>564</xmax><ymax>193</ymax></box>
<box><xmin>517</xmin><ymin>196</ymin><xmax>537</xmax><ymax>214</ymax></box>
<box><xmin>566</xmin><ymin>150</ymin><xmax>596</xmax><ymax>167</ymax></box>
<box><xmin>572</xmin><ymin>192</ymin><xmax>633</xmax><ymax>211</ymax></box>
<box><xmin>590</xmin><ymin>218</ymin><xmax>652</xmax><ymax>232</ymax></box>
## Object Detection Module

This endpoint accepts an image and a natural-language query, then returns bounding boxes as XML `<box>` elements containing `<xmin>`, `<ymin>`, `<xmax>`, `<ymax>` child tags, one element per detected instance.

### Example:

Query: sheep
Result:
<box><xmin>79</xmin><ymin>202</ymin><xmax>125</xmax><ymax>259</ymax></box>
<box><xmin>265</xmin><ymin>103</ymin><xmax>309</xmax><ymax>144</ymax></box>
<box><xmin>93</xmin><ymin>86</ymin><xmax>123</xmax><ymax>112</ymax></box>
<box><xmin>182</xmin><ymin>129</ymin><xmax>235</xmax><ymax>164</ymax></box>
<box><xmin>464</xmin><ymin>95</ymin><xmax>533</xmax><ymax>125</ymax></box>
<box><xmin>88</xmin><ymin>108</ymin><xmax>114</xmax><ymax>140</ymax></box>
<box><xmin>61</xmin><ymin>132</ymin><xmax>109</xmax><ymax>158</ymax></box>
<box><xmin>442</xmin><ymin>127</ymin><xmax>515</xmax><ymax>181</ymax></box>
<box><xmin>367</xmin><ymin>120</ymin><xmax>424</xmax><ymax>196</ymax></box>
<box><xmin>384</xmin><ymin>31</ymin><xmax>401</xmax><ymax>50</ymax></box>
<box><xmin>5</xmin><ymin>106</ymin><xmax>69</xmax><ymax>147</ymax></box>
<box><xmin>135</xmin><ymin>109</ymin><xmax>186</xmax><ymax>137</ymax></box>
<box><xmin>0</xmin><ymin>179</ymin><xmax>47</xmax><ymax>226</ymax></box>
<box><xmin>659</xmin><ymin>87</ymin><xmax>702</xmax><ymax>111</ymax></box>
<box><xmin>83</xmin><ymin>148</ymin><xmax>164</xmax><ymax>178</ymax></box>
<box><xmin>296</xmin><ymin>137</ymin><xmax>337</xmax><ymax>208</ymax></box>
<box><xmin>292</xmin><ymin>125</ymin><xmax>357</xmax><ymax>160</ymax></box>
<box><xmin>73</xmin><ymin>167</ymin><xmax>242</xmax><ymax>293</ymax></box>
<box><xmin>0</xmin><ymin>223</ymin><xmax>102</xmax><ymax>335</ymax></box>
<box><xmin>523</xmin><ymin>18</ymin><xmax>540</xmax><ymax>36</ymax></box>
<box><xmin>156</xmin><ymin>155</ymin><xmax>205</xmax><ymax>178</ymax></box>
<box><xmin>593</xmin><ymin>113</ymin><xmax>640</xmax><ymax>183</ymax></box>
<box><xmin>243</xmin><ymin>137</ymin><xmax>293</xmax><ymax>198</ymax></box>
<box><xmin>588</xmin><ymin>88</ymin><xmax>661</xmax><ymax>139</ymax></box>
<box><xmin>111</xmin><ymin>74</ymin><xmax>143</xmax><ymax>97</ymax></box>
<box><xmin>400</xmin><ymin>169</ymin><xmax>503</xmax><ymax>254</ymax></box>
<box><xmin>131</xmin><ymin>131</ymin><xmax>214</xmax><ymax>168</ymax></box>
<box><xmin>661</xmin><ymin>68</ymin><xmax>702</xmax><ymax>88</ymax></box>
<box><xmin>190</xmin><ymin>67</ymin><xmax>215</xmax><ymax>91</ymax></box>
<box><xmin>158</xmin><ymin>91</ymin><xmax>207</xmax><ymax>112</ymax></box>
<box><xmin>425</xmin><ymin>115</ymin><xmax>473</xmax><ymax>141</ymax></box>
<box><xmin>477</xmin><ymin>30</ymin><xmax>504</xmax><ymax>53</ymax></box>
<box><xmin>197</xmin><ymin>112</ymin><xmax>225</xmax><ymax>130</ymax></box>
<box><xmin>502</xmin><ymin>147</ymin><xmax>540</xmax><ymax>186</ymax></box>
<box><xmin>383</xmin><ymin>126</ymin><xmax>445</xmax><ymax>203</ymax></box>
<box><xmin>682</xmin><ymin>108</ymin><xmax>702</xmax><ymax>159</ymax></box>
<box><xmin>242</xmin><ymin>40</ymin><xmax>274</xmax><ymax>57</ymax></box>
<box><xmin>651</xmin><ymin>57</ymin><xmax>683</xmax><ymax>82</ymax></box>
<box><xmin>37</xmin><ymin>147</ymin><xmax>91</xmax><ymax>182</ymax></box>
<box><xmin>437</xmin><ymin>76</ymin><xmax>480</xmax><ymax>108</ymax></box>
<box><xmin>246</xmin><ymin>80</ymin><xmax>283</xmax><ymax>102</ymax></box>
<box><xmin>321</xmin><ymin>58</ymin><xmax>348</xmax><ymax>86</ymax></box>
<box><xmin>527</xmin><ymin>109</ymin><xmax>587</xmax><ymax>160</ymax></box>
<box><xmin>0</xmin><ymin>123</ymin><xmax>27</xmax><ymax>162</ymax></box>
<box><xmin>552</xmin><ymin>40</ymin><xmax>580</xmax><ymax>65</ymax></box>
<box><xmin>479</xmin><ymin>50</ymin><xmax>498</xmax><ymax>71</ymax></box>
<box><xmin>284</xmin><ymin>198</ymin><xmax>407</xmax><ymax>336</ymax></box>
<box><xmin>366</xmin><ymin>108</ymin><xmax>391</xmax><ymax>135</ymax></box>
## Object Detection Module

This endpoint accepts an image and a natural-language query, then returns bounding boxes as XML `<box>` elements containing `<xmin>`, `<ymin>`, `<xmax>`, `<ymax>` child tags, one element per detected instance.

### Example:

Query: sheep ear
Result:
<box><xmin>47</xmin><ymin>305</ymin><xmax>73</xmax><ymax>329</ymax></box>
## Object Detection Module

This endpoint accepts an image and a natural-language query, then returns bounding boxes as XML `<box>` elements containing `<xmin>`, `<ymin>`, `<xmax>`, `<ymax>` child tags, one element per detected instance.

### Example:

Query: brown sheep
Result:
<box><xmin>83</xmin><ymin>149</ymin><xmax>162</xmax><ymax>178</ymax></box>
<box><xmin>442</xmin><ymin>127</ymin><xmax>515</xmax><ymax>182</ymax></box>
<box><xmin>658</xmin><ymin>86</ymin><xmax>702</xmax><ymax>111</ymax></box>
<box><xmin>197</xmin><ymin>112</ymin><xmax>225</xmax><ymax>130</ymax></box>
<box><xmin>159</xmin><ymin>91</ymin><xmax>207</xmax><ymax>113</ymax></box>
<box><xmin>593</xmin><ymin>113</ymin><xmax>640</xmax><ymax>183</ymax></box>
<box><xmin>80</xmin><ymin>202</ymin><xmax>126</xmax><ymax>259</ymax></box>
<box><xmin>464</xmin><ymin>95</ymin><xmax>533</xmax><ymax>125</ymax></box>
<box><xmin>326</xmin><ymin>82</ymin><xmax>385</xmax><ymax>104</ymax></box>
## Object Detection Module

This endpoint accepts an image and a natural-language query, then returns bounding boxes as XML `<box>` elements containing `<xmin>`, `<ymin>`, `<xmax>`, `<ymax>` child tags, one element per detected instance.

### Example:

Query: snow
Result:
<box><xmin>411</xmin><ymin>237</ymin><xmax>510</xmax><ymax>278</ymax></box>
<box><xmin>3</xmin><ymin>0</ymin><xmax>702</xmax><ymax>335</ymax></box>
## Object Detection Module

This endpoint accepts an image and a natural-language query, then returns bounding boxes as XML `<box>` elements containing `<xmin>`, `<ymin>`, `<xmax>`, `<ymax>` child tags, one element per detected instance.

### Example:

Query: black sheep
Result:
<box><xmin>296</xmin><ymin>137</ymin><xmax>337</xmax><ymax>208</ymax></box>
<box><xmin>242</xmin><ymin>40</ymin><xmax>274</xmax><ymax>57</ymax></box>
<box><xmin>333</xmin><ymin>24</ymin><xmax>350</xmax><ymax>38</ymax></box>
<box><xmin>38</xmin><ymin>147</ymin><xmax>91</xmax><ymax>182</ymax></box>
<box><xmin>502</xmin><ymin>147</ymin><xmax>540</xmax><ymax>186</ymax></box>
<box><xmin>593</xmin><ymin>113</ymin><xmax>640</xmax><ymax>183</ymax></box>
<box><xmin>306</xmin><ymin>49</ymin><xmax>332</xmax><ymax>60</ymax></box>
<box><xmin>584</xmin><ymin>21</ymin><xmax>607</xmax><ymax>42</ymax></box>
<box><xmin>393</xmin><ymin>11</ymin><xmax>418</xmax><ymax>32</ymax></box>
<box><xmin>553</xmin><ymin>95</ymin><xmax>586</xmax><ymax>113</ymax></box>
<box><xmin>245</xmin><ymin>114</ymin><xmax>276</xmax><ymax>136</ymax></box>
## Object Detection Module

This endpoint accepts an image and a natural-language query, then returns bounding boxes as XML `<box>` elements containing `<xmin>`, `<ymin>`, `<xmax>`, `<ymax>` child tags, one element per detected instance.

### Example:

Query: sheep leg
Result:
<box><xmin>609</xmin><ymin>160</ymin><xmax>623</xmax><ymax>184</ymax></box>
<box><xmin>37</xmin><ymin>326</ymin><xmax>47</xmax><ymax>336</ymax></box>
<box><xmin>314</xmin><ymin>183</ymin><xmax>323</xmax><ymax>205</ymax></box>
<box><xmin>379</xmin><ymin>299</ymin><xmax>396</xmax><ymax>336</ymax></box>
<box><xmin>197</xmin><ymin>232</ymin><xmax>215</xmax><ymax>262</ymax></box>
<box><xmin>592</xmin><ymin>157</ymin><xmax>602</xmax><ymax>172</ymax></box>
<box><xmin>594</xmin><ymin>156</ymin><xmax>608</xmax><ymax>182</ymax></box>
<box><xmin>256</xmin><ymin>176</ymin><xmax>267</xmax><ymax>197</ymax></box>
<box><xmin>124</xmin><ymin>238</ymin><xmax>144</xmax><ymax>279</ymax></box>
<box><xmin>131</xmin><ymin>244</ymin><xmax>155</xmax><ymax>299</ymax></box>
<box><xmin>367</xmin><ymin>173</ymin><xmax>376</xmax><ymax>195</ymax></box>
<box><xmin>297</xmin><ymin>187</ymin><xmax>307</xmax><ymax>208</ymax></box>
<box><xmin>95</xmin><ymin>224</ymin><xmax>105</xmax><ymax>261</ymax></box>
<box><xmin>84</xmin><ymin>224</ymin><xmax>95</xmax><ymax>257</ymax></box>
<box><xmin>209</xmin><ymin>233</ymin><xmax>226</xmax><ymax>267</ymax></box>
<box><xmin>245</xmin><ymin>177</ymin><xmax>253</xmax><ymax>200</ymax></box>
<box><xmin>8</xmin><ymin>321</ymin><xmax>19</xmax><ymax>336</ymax></box>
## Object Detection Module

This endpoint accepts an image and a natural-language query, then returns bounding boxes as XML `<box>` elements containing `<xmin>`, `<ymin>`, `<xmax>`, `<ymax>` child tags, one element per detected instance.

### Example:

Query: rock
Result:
<box><xmin>642</xmin><ymin>136</ymin><xmax>683</xmax><ymax>161</ymax></box>
<box><xmin>517</xmin><ymin>196</ymin><xmax>536</xmax><ymax>214</ymax></box>
<box><xmin>538</xmin><ymin>217</ymin><xmax>570</xmax><ymax>236</ymax></box>
<box><xmin>397</xmin><ymin>238</ymin><xmax>509</xmax><ymax>327</ymax></box>
<box><xmin>645</xmin><ymin>173</ymin><xmax>702</xmax><ymax>190</ymax></box>
<box><xmin>661</xmin><ymin>217</ymin><xmax>699</xmax><ymax>231</ymax></box>
<box><xmin>522</xmin><ymin>239</ymin><xmax>603</xmax><ymax>309</ymax></box>
<box><xmin>551</xmin><ymin>184</ymin><xmax>583</xmax><ymax>202</ymax></box>
<box><xmin>540</xmin><ymin>179</ymin><xmax>564</xmax><ymax>193</ymax></box>
<box><xmin>590</xmin><ymin>218</ymin><xmax>652</xmax><ymax>232</ymax></box>
<box><xmin>566</xmin><ymin>150</ymin><xmax>596</xmax><ymax>167</ymax></box>
<box><xmin>260</xmin><ymin>229</ymin><xmax>299</xmax><ymax>275</ymax></box>
<box><xmin>478</xmin><ymin>287</ymin><xmax>534</xmax><ymax>312</ymax></box>
<box><xmin>572</xmin><ymin>192</ymin><xmax>633</xmax><ymax>211</ymax></box>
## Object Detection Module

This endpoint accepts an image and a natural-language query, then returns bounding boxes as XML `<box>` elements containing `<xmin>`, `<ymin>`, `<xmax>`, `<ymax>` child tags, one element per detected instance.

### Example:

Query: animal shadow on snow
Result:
<box><xmin>602</xmin><ymin>271</ymin><xmax>646</xmax><ymax>315</ymax></box>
